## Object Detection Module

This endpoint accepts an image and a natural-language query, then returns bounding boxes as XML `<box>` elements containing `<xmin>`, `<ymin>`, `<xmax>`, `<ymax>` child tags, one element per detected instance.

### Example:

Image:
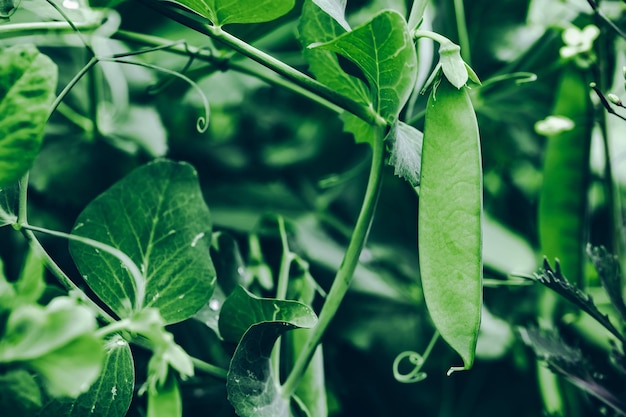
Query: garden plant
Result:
<box><xmin>0</xmin><ymin>0</ymin><xmax>625</xmax><ymax>416</ymax></box>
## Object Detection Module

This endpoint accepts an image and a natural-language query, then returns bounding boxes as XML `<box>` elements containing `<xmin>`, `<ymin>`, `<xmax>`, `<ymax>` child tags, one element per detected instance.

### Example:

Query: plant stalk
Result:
<box><xmin>282</xmin><ymin>127</ymin><xmax>386</xmax><ymax>397</ymax></box>
<box><xmin>137</xmin><ymin>0</ymin><xmax>385</xmax><ymax>127</ymax></box>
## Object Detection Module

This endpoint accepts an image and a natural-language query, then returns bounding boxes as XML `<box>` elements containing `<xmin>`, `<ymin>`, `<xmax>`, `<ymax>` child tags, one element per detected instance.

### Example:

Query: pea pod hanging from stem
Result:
<box><xmin>418</xmin><ymin>78</ymin><xmax>483</xmax><ymax>373</ymax></box>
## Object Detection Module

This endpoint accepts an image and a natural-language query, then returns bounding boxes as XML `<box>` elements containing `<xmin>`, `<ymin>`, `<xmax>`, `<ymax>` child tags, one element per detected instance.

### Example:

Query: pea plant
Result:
<box><xmin>1</xmin><ymin>0</ymin><xmax>625</xmax><ymax>416</ymax></box>
<box><xmin>0</xmin><ymin>0</ymin><xmax>483</xmax><ymax>415</ymax></box>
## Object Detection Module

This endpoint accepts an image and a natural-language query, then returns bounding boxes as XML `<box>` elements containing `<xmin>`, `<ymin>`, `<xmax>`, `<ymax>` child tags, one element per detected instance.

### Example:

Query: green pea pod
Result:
<box><xmin>418</xmin><ymin>79</ymin><xmax>483</xmax><ymax>372</ymax></box>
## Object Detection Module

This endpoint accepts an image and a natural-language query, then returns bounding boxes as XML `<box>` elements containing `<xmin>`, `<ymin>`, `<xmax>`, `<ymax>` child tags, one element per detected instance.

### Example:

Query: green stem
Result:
<box><xmin>282</xmin><ymin>127</ymin><xmax>386</xmax><ymax>397</ymax></box>
<box><xmin>136</xmin><ymin>0</ymin><xmax>384</xmax><ymax>127</ymax></box>
<box><xmin>273</xmin><ymin>216</ymin><xmax>294</xmax><ymax>380</ymax></box>
<box><xmin>20</xmin><ymin>229</ymin><xmax>116</xmax><ymax>322</ymax></box>
<box><xmin>113</xmin><ymin>30</ymin><xmax>345</xmax><ymax>116</ymax></box>
<box><xmin>191</xmin><ymin>357</ymin><xmax>229</xmax><ymax>380</ymax></box>
<box><xmin>17</xmin><ymin>173</ymin><xmax>29</xmax><ymax>226</ymax></box>
<box><xmin>452</xmin><ymin>0</ymin><xmax>471</xmax><ymax>64</ymax></box>
<box><xmin>21</xmin><ymin>224</ymin><xmax>146</xmax><ymax>311</ymax></box>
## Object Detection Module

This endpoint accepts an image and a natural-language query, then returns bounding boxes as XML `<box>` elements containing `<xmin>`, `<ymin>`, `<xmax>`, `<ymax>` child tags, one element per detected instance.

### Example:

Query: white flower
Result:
<box><xmin>560</xmin><ymin>25</ymin><xmax>600</xmax><ymax>59</ymax></box>
<box><xmin>534</xmin><ymin>115</ymin><xmax>575</xmax><ymax>136</ymax></box>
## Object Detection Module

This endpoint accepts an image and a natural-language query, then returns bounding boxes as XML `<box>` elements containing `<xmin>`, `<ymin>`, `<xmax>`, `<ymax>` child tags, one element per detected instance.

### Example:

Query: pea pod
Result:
<box><xmin>418</xmin><ymin>79</ymin><xmax>483</xmax><ymax>372</ymax></box>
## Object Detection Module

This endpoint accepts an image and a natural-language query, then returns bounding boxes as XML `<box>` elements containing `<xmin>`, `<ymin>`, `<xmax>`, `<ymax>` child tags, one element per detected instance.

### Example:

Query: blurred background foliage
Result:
<box><xmin>2</xmin><ymin>0</ymin><xmax>626</xmax><ymax>415</ymax></box>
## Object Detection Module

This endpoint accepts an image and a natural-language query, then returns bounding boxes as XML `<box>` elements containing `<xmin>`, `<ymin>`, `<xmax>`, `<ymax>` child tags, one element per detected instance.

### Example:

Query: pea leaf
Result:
<box><xmin>298</xmin><ymin>0</ymin><xmax>370</xmax><ymax>107</ymax></box>
<box><xmin>0</xmin><ymin>44</ymin><xmax>57</xmax><ymax>187</ymax></box>
<box><xmin>418</xmin><ymin>79</ymin><xmax>483</xmax><ymax>372</ymax></box>
<box><xmin>312</xmin><ymin>10</ymin><xmax>417</xmax><ymax>122</ymax></box>
<box><xmin>39</xmin><ymin>336</ymin><xmax>134</xmax><ymax>417</ymax></box>
<box><xmin>69</xmin><ymin>159</ymin><xmax>216</xmax><ymax>323</ymax></box>
<box><xmin>170</xmin><ymin>0</ymin><xmax>295</xmax><ymax>26</ymax></box>
<box><xmin>538</xmin><ymin>67</ymin><xmax>592</xmax><ymax>287</ymax></box>
<box><xmin>0</xmin><ymin>297</ymin><xmax>104</xmax><ymax>397</ymax></box>
<box><xmin>227</xmin><ymin>319</ymin><xmax>317</xmax><ymax>417</ymax></box>
<box><xmin>218</xmin><ymin>285</ymin><xmax>317</xmax><ymax>343</ymax></box>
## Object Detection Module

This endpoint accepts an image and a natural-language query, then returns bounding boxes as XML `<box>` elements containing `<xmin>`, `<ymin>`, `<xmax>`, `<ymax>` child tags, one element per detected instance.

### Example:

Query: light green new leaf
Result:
<box><xmin>171</xmin><ymin>0</ymin><xmax>295</xmax><ymax>26</ymax></box>
<box><xmin>40</xmin><ymin>336</ymin><xmax>134</xmax><ymax>417</ymax></box>
<box><xmin>69</xmin><ymin>160</ymin><xmax>216</xmax><ymax>323</ymax></box>
<box><xmin>418</xmin><ymin>79</ymin><xmax>483</xmax><ymax>372</ymax></box>
<box><xmin>0</xmin><ymin>297</ymin><xmax>98</xmax><ymax>362</ymax></box>
<box><xmin>0</xmin><ymin>297</ymin><xmax>104</xmax><ymax>397</ymax></box>
<box><xmin>312</xmin><ymin>10</ymin><xmax>417</xmax><ymax>122</ymax></box>
<box><xmin>218</xmin><ymin>285</ymin><xmax>317</xmax><ymax>343</ymax></box>
<box><xmin>0</xmin><ymin>44</ymin><xmax>57</xmax><ymax>187</ymax></box>
<box><xmin>227</xmin><ymin>317</ymin><xmax>318</xmax><ymax>417</ymax></box>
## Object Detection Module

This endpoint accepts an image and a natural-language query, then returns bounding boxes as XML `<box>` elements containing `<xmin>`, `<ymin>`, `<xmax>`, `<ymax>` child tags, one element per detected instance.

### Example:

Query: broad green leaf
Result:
<box><xmin>147</xmin><ymin>372</ymin><xmax>182</xmax><ymax>417</ymax></box>
<box><xmin>538</xmin><ymin>67</ymin><xmax>592</xmax><ymax>287</ymax></box>
<box><xmin>40</xmin><ymin>335</ymin><xmax>135</xmax><ymax>417</ymax></box>
<box><xmin>0</xmin><ymin>44</ymin><xmax>57</xmax><ymax>187</ymax></box>
<box><xmin>218</xmin><ymin>285</ymin><xmax>317</xmax><ymax>343</ymax></box>
<box><xmin>0</xmin><ymin>369</ymin><xmax>42</xmax><ymax>417</ymax></box>
<box><xmin>171</xmin><ymin>0</ymin><xmax>295</xmax><ymax>26</ymax></box>
<box><xmin>418</xmin><ymin>79</ymin><xmax>483</xmax><ymax>372</ymax></box>
<box><xmin>312</xmin><ymin>10</ymin><xmax>417</xmax><ymax>122</ymax></box>
<box><xmin>227</xmin><ymin>315</ymin><xmax>318</xmax><ymax>417</ymax></box>
<box><xmin>387</xmin><ymin>121</ymin><xmax>424</xmax><ymax>186</ymax></box>
<box><xmin>69</xmin><ymin>159</ymin><xmax>216</xmax><ymax>323</ymax></box>
<box><xmin>298</xmin><ymin>0</ymin><xmax>370</xmax><ymax>107</ymax></box>
<box><xmin>312</xmin><ymin>0</ymin><xmax>350</xmax><ymax>31</ymax></box>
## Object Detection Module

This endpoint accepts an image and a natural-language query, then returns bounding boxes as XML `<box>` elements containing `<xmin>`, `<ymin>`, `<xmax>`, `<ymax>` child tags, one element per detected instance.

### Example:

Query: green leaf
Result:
<box><xmin>312</xmin><ymin>10</ymin><xmax>417</xmax><ymax>122</ymax></box>
<box><xmin>30</xmin><ymin>335</ymin><xmax>105</xmax><ymax>398</ymax></box>
<box><xmin>69</xmin><ymin>159</ymin><xmax>216</xmax><ymax>323</ymax></box>
<box><xmin>40</xmin><ymin>336</ymin><xmax>135</xmax><ymax>417</ymax></box>
<box><xmin>387</xmin><ymin>121</ymin><xmax>423</xmax><ymax>186</ymax></box>
<box><xmin>147</xmin><ymin>372</ymin><xmax>182</xmax><ymax>417</ymax></box>
<box><xmin>298</xmin><ymin>0</ymin><xmax>370</xmax><ymax>107</ymax></box>
<box><xmin>171</xmin><ymin>0</ymin><xmax>295</xmax><ymax>26</ymax></box>
<box><xmin>218</xmin><ymin>285</ymin><xmax>317</xmax><ymax>343</ymax></box>
<box><xmin>14</xmin><ymin>247</ymin><xmax>46</xmax><ymax>307</ymax></box>
<box><xmin>0</xmin><ymin>369</ymin><xmax>42</xmax><ymax>417</ymax></box>
<box><xmin>227</xmin><ymin>317</ymin><xmax>317</xmax><ymax>417</ymax></box>
<box><xmin>0</xmin><ymin>297</ymin><xmax>98</xmax><ymax>362</ymax></box>
<box><xmin>418</xmin><ymin>79</ymin><xmax>483</xmax><ymax>372</ymax></box>
<box><xmin>538</xmin><ymin>67</ymin><xmax>592</xmax><ymax>287</ymax></box>
<box><xmin>0</xmin><ymin>297</ymin><xmax>104</xmax><ymax>397</ymax></box>
<box><xmin>0</xmin><ymin>44</ymin><xmax>57</xmax><ymax>187</ymax></box>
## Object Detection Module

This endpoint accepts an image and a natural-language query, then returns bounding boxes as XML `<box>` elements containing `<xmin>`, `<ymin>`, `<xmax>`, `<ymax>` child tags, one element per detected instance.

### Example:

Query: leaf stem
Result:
<box><xmin>282</xmin><ymin>127</ymin><xmax>386</xmax><ymax>397</ymax></box>
<box><xmin>452</xmin><ymin>0</ymin><xmax>471</xmax><ymax>64</ymax></box>
<box><xmin>136</xmin><ymin>0</ymin><xmax>385</xmax><ymax>127</ymax></box>
<box><xmin>20</xmin><ymin>224</ymin><xmax>146</xmax><ymax>312</ymax></box>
